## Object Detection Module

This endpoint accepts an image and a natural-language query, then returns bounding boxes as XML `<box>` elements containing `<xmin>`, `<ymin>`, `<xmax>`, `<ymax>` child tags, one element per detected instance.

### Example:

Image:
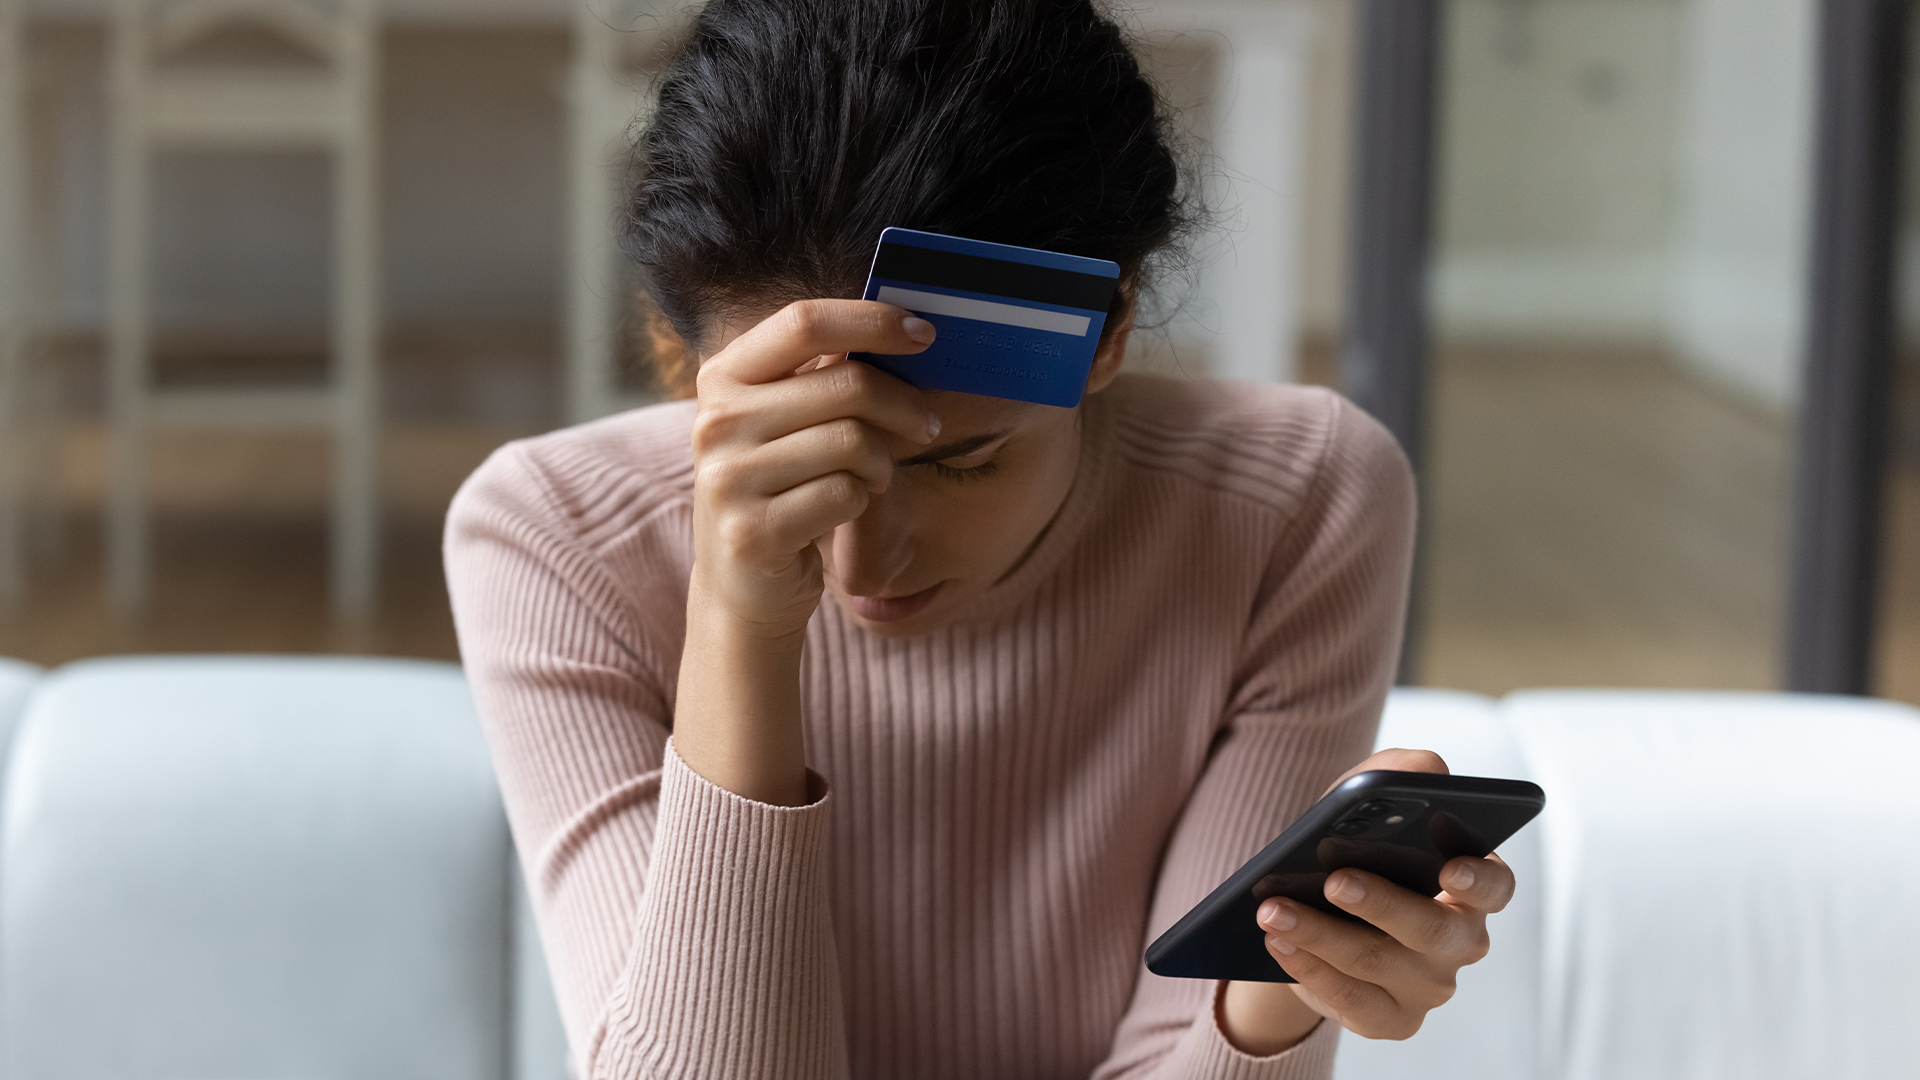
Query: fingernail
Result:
<box><xmin>902</xmin><ymin>317</ymin><xmax>936</xmax><ymax>344</ymax></box>
<box><xmin>1261</xmin><ymin>900</ymin><xmax>1297</xmax><ymax>932</ymax></box>
<box><xmin>1268</xmin><ymin>935</ymin><xmax>1297</xmax><ymax>956</ymax></box>
<box><xmin>1329</xmin><ymin>874</ymin><xmax>1365</xmax><ymax>904</ymax></box>
<box><xmin>925</xmin><ymin>414</ymin><xmax>942</xmax><ymax>441</ymax></box>
<box><xmin>1447</xmin><ymin>864</ymin><xmax>1476</xmax><ymax>892</ymax></box>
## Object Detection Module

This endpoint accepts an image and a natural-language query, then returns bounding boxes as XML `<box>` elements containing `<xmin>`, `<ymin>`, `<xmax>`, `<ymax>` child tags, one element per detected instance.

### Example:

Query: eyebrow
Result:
<box><xmin>894</xmin><ymin>429</ymin><xmax>1013</xmax><ymax>468</ymax></box>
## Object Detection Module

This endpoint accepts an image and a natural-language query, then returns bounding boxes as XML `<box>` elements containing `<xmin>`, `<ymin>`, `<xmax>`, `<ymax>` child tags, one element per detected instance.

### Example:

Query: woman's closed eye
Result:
<box><xmin>895</xmin><ymin>430</ymin><xmax>1012</xmax><ymax>482</ymax></box>
<box><xmin>929</xmin><ymin>457</ymin><xmax>1000</xmax><ymax>482</ymax></box>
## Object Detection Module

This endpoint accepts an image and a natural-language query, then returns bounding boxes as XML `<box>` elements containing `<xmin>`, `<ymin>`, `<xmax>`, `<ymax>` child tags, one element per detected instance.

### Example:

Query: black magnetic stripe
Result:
<box><xmin>872</xmin><ymin>243</ymin><xmax>1117</xmax><ymax>312</ymax></box>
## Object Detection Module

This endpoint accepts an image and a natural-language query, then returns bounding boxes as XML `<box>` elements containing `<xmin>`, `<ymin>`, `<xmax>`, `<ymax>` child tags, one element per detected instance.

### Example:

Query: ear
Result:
<box><xmin>1083</xmin><ymin>303</ymin><xmax>1135</xmax><ymax>396</ymax></box>
<box><xmin>646</xmin><ymin>309</ymin><xmax>699</xmax><ymax>400</ymax></box>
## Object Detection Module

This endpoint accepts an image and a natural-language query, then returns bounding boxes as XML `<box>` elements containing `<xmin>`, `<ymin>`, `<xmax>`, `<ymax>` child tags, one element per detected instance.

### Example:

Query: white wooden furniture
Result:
<box><xmin>105</xmin><ymin>0</ymin><xmax>382</xmax><ymax>616</ymax></box>
<box><xmin>1</xmin><ymin>0</ymin><xmax>66</xmax><ymax>610</ymax></box>
<box><xmin>562</xmin><ymin>0</ymin><xmax>678</xmax><ymax>423</ymax></box>
<box><xmin>0</xmin><ymin>0</ymin><xmax>28</xmax><ymax>607</ymax></box>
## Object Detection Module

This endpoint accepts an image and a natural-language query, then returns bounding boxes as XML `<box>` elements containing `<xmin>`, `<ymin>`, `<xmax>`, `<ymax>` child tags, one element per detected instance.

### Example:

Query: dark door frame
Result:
<box><xmin>1343</xmin><ymin>0</ymin><xmax>1442</xmax><ymax>684</ymax></box>
<box><xmin>1788</xmin><ymin>0</ymin><xmax>1909</xmax><ymax>694</ymax></box>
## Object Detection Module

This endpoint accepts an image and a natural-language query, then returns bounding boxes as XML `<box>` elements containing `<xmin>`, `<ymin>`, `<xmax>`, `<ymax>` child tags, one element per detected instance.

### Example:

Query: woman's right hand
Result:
<box><xmin>672</xmin><ymin>299</ymin><xmax>938</xmax><ymax>805</ymax></box>
<box><xmin>687</xmin><ymin>299</ymin><xmax>941</xmax><ymax>639</ymax></box>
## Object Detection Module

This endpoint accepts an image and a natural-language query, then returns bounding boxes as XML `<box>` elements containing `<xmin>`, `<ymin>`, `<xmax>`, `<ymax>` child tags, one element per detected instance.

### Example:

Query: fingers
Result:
<box><xmin>1260</xmin><ymin>895</ymin><xmax>1451</xmax><ymax>991</ymax></box>
<box><xmin>1312</xmin><ymin>870</ymin><xmax>1489</xmax><ymax>967</ymax></box>
<box><xmin>695</xmin><ymin>353</ymin><xmax>941</xmax><ymax>452</ymax></box>
<box><xmin>1263</xmin><ymin>929</ymin><xmax>1423</xmax><ymax>1041</ymax></box>
<box><xmin>736</xmin><ymin>418</ymin><xmax>897</xmax><ymax>497</ymax></box>
<box><xmin>758</xmin><ymin>471</ymin><xmax>872</xmax><ymax>555</ymax></box>
<box><xmin>706</xmin><ymin>299</ymin><xmax>937</xmax><ymax>387</ymax></box>
<box><xmin>1437</xmin><ymin>853</ymin><xmax>1516</xmax><ymax>915</ymax></box>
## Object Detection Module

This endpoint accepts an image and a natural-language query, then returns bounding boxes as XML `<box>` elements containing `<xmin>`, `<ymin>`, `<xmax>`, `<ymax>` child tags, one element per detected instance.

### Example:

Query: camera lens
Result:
<box><xmin>1355</xmin><ymin>800</ymin><xmax>1393</xmax><ymax>818</ymax></box>
<box><xmin>1332</xmin><ymin>818</ymin><xmax>1369</xmax><ymax>837</ymax></box>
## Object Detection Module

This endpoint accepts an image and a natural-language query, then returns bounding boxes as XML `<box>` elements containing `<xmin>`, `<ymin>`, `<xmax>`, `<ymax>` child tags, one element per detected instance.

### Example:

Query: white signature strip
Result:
<box><xmin>876</xmin><ymin>285</ymin><xmax>1092</xmax><ymax>337</ymax></box>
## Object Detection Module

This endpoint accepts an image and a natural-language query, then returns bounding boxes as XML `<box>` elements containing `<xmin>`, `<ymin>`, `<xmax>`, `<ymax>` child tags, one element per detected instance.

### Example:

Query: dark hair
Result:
<box><xmin>620</xmin><ymin>0</ymin><xmax>1192</xmax><ymax>372</ymax></box>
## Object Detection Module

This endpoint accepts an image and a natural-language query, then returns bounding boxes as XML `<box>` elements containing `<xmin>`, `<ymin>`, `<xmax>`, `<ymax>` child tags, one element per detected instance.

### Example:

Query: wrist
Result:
<box><xmin>1218</xmin><ymin>980</ymin><xmax>1322</xmax><ymax>1057</ymax></box>
<box><xmin>686</xmin><ymin>572</ymin><xmax>812</xmax><ymax>655</ymax></box>
<box><xmin>673</xmin><ymin>578</ymin><xmax>812</xmax><ymax>806</ymax></box>
<box><xmin>686</xmin><ymin>551</ymin><xmax>825</xmax><ymax>644</ymax></box>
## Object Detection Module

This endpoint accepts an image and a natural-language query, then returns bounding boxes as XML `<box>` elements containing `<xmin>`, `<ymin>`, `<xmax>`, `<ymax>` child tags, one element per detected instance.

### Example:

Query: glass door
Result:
<box><xmin>1414</xmin><ymin>0</ymin><xmax>1810</xmax><ymax>693</ymax></box>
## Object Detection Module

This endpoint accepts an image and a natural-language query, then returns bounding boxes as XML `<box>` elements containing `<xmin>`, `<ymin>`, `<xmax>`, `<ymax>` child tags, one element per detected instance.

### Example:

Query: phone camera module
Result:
<box><xmin>1355</xmin><ymin>800</ymin><xmax>1394</xmax><ymax>817</ymax></box>
<box><xmin>1331</xmin><ymin>818</ymin><xmax>1369</xmax><ymax>837</ymax></box>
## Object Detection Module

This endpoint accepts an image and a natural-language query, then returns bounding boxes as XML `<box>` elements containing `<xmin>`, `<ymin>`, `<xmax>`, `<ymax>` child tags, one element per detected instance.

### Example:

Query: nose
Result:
<box><xmin>829</xmin><ymin>489</ymin><xmax>917</xmax><ymax>596</ymax></box>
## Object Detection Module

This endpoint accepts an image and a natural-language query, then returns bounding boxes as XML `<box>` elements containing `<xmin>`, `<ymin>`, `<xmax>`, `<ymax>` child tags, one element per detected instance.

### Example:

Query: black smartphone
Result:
<box><xmin>1144</xmin><ymin>770</ymin><xmax>1545</xmax><ymax>983</ymax></box>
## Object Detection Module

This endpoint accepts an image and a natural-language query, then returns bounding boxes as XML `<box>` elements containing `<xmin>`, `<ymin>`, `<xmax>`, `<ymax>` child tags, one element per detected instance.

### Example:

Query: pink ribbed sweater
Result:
<box><xmin>444</xmin><ymin>374</ymin><xmax>1416</xmax><ymax>1080</ymax></box>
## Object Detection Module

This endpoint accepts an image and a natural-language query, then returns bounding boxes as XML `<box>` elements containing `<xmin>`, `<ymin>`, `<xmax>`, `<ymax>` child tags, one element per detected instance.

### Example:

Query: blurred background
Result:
<box><xmin>0</xmin><ymin>0</ymin><xmax>1914</xmax><ymax>705</ymax></box>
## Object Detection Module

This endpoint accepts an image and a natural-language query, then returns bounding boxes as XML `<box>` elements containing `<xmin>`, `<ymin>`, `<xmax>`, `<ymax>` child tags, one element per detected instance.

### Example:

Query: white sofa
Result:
<box><xmin>1345</xmin><ymin>687</ymin><xmax>1920</xmax><ymax>1080</ymax></box>
<box><xmin>0</xmin><ymin>656</ymin><xmax>568</xmax><ymax>1080</ymax></box>
<box><xmin>0</xmin><ymin>658</ymin><xmax>1914</xmax><ymax>1080</ymax></box>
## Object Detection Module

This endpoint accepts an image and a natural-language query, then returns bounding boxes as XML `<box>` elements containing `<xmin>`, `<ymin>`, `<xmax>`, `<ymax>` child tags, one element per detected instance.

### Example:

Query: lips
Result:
<box><xmin>843</xmin><ymin>581</ymin><xmax>945</xmax><ymax>623</ymax></box>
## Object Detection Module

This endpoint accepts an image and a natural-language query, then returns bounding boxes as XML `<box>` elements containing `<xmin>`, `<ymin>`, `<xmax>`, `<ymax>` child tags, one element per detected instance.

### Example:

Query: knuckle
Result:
<box><xmin>1463</xmin><ymin>925</ymin><xmax>1491</xmax><ymax>965</ymax></box>
<box><xmin>1349</xmin><ymin>940</ymin><xmax>1393</xmax><ymax>981</ymax></box>
<box><xmin>781</xmin><ymin>299</ymin><xmax>826</xmax><ymax>341</ymax></box>
<box><xmin>820</xmin><ymin>471</ymin><xmax>867</xmax><ymax>511</ymax></box>
<box><xmin>694</xmin><ymin>457</ymin><xmax>741</xmax><ymax>496</ymax></box>
<box><xmin>1417</xmin><ymin>908</ymin><xmax>1458</xmax><ymax>953</ymax></box>
<box><xmin>690</xmin><ymin>405</ymin><xmax>739</xmax><ymax>451</ymax></box>
<box><xmin>1323</xmin><ymin>977</ymin><xmax>1372</xmax><ymax>1015</ymax></box>
<box><xmin>825</xmin><ymin>416</ymin><xmax>866</xmax><ymax>455</ymax></box>
<box><xmin>692</xmin><ymin>360</ymin><xmax>721</xmax><ymax>396</ymax></box>
<box><xmin>1383</xmin><ymin>1014</ymin><xmax>1425</xmax><ymax>1041</ymax></box>
<box><xmin>825</xmin><ymin>360</ymin><xmax>874</xmax><ymax>405</ymax></box>
<box><xmin>714</xmin><ymin>513</ymin><xmax>762</xmax><ymax>561</ymax></box>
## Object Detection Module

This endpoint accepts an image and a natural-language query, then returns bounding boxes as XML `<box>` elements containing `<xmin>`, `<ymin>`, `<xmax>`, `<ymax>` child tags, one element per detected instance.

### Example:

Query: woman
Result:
<box><xmin>445</xmin><ymin>1</ymin><xmax>1515</xmax><ymax>1077</ymax></box>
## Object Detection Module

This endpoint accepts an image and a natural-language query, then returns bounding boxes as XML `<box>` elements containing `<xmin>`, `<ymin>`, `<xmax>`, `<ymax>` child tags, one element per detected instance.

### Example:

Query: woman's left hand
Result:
<box><xmin>1260</xmin><ymin>747</ymin><xmax>1516</xmax><ymax>1041</ymax></box>
<box><xmin>1219</xmin><ymin>747</ymin><xmax>1517</xmax><ymax>1054</ymax></box>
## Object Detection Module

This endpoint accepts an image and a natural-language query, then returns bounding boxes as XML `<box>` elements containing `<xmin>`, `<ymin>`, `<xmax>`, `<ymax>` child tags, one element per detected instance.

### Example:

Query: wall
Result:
<box><xmin>1127</xmin><ymin>1</ymin><xmax>1319</xmax><ymax>385</ymax></box>
<box><xmin>1665</xmin><ymin>0</ymin><xmax>1816</xmax><ymax>411</ymax></box>
<box><xmin>1423</xmin><ymin>0</ymin><xmax>1820</xmax><ymax>415</ymax></box>
<box><xmin>1432</xmin><ymin>0</ymin><xmax>1685</xmax><ymax>343</ymax></box>
<box><xmin>1296</xmin><ymin>0</ymin><xmax>1353</xmax><ymax>345</ymax></box>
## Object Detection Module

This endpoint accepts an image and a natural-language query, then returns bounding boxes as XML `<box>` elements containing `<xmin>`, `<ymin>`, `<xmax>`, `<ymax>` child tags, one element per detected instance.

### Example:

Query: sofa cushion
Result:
<box><xmin>0</xmin><ymin>655</ymin><xmax>512</xmax><ymax>1080</ymax></box>
<box><xmin>1505</xmin><ymin>690</ymin><xmax>1920</xmax><ymax>1080</ymax></box>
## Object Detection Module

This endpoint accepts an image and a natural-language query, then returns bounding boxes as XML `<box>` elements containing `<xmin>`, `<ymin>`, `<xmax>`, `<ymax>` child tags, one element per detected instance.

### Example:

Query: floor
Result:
<box><xmin>2</xmin><ymin>341</ymin><xmax>1915</xmax><ymax>706</ymax></box>
<box><xmin>1420</xmin><ymin>344</ymin><xmax>1793</xmax><ymax>694</ymax></box>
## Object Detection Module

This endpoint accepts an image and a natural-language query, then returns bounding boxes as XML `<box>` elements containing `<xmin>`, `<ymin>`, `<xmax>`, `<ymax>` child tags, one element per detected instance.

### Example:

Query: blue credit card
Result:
<box><xmin>849</xmin><ymin>228</ymin><xmax>1121</xmax><ymax>408</ymax></box>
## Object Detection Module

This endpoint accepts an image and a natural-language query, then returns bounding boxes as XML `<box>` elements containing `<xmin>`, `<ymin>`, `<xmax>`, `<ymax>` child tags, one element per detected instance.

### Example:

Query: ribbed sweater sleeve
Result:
<box><xmin>1093</xmin><ymin>397</ymin><xmax>1418</xmax><ymax>1079</ymax></box>
<box><xmin>599</xmin><ymin>741</ymin><xmax>846</xmax><ymax>1078</ymax></box>
<box><xmin>444</xmin><ymin>441</ymin><xmax>847</xmax><ymax>1080</ymax></box>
